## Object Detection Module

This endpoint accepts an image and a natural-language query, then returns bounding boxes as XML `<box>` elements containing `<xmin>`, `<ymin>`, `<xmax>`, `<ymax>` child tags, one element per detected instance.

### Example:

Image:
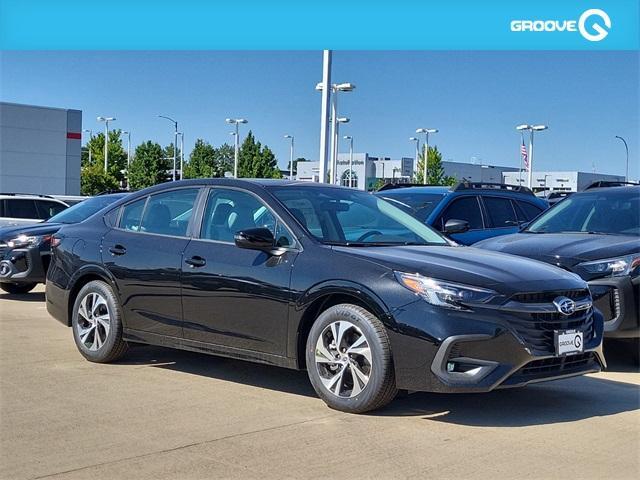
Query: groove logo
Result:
<box><xmin>511</xmin><ymin>9</ymin><xmax>611</xmax><ymax>42</ymax></box>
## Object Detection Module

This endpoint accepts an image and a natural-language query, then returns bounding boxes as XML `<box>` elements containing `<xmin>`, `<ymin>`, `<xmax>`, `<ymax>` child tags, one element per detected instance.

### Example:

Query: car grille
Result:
<box><xmin>510</xmin><ymin>289</ymin><xmax>589</xmax><ymax>303</ymax></box>
<box><xmin>0</xmin><ymin>245</ymin><xmax>7</xmax><ymax>258</ymax></box>
<box><xmin>504</xmin><ymin>291</ymin><xmax>595</xmax><ymax>355</ymax></box>
<box><xmin>502</xmin><ymin>352</ymin><xmax>599</xmax><ymax>386</ymax></box>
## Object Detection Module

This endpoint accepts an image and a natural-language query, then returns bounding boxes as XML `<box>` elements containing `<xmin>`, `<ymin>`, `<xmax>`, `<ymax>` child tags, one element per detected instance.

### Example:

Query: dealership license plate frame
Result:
<box><xmin>554</xmin><ymin>329</ymin><xmax>584</xmax><ymax>356</ymax></box>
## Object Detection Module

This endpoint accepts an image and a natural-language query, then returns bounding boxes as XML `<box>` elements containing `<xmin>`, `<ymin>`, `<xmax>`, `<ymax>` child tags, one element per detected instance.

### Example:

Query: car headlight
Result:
<box><xmin>578</xmin><ymin>255</ymin><xmax>640</xmax><ymax>278</ymax></box>
<box><xmin>6</xmin><ymin>234</ymin><xmax>46</xmax><ymax>248</ymax></box>
<box><xmin>395</xmin><ymin>272</ymin><xmax>498</xmax><ymax>310</ymax></box>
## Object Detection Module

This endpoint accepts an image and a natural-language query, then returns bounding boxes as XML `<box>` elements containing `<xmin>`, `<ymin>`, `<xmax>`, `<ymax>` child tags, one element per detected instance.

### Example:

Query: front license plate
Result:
<box><xmin>555</xmin><ymin>330</ymin><xmax>584</xmax><ymax>356</ymax></box>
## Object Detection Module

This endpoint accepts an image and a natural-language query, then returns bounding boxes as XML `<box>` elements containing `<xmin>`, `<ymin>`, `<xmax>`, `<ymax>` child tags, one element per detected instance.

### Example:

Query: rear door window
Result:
<box><xmin>439</xmin><ymin>196</ymin><xmax>484</xmax><ymax>230</ymax></box>
<box><xmin>36</xmin><ymin>200</ymin><xmax>67</xmax><ymax>220</ymax></box>
<box><xmin>120</xmin><ymin>198</ymin><xmax>147</xmax><ymax>232</ymax></box>
<box><xmin>483</xmin><ymin>196</ymin><xmax>519</xmax><ymax>228</ymax></box>
<box><xmin>139</xmin><ymin>189</ymin><xmax>199</xmax><ymax>237</ymax></box>
<box><xmin>5</xmin><ymin>199</ymin><xmax>39</xmax><ymax>219</ymax></box>
<box><xmin>515</xmin><ymin>200</ymin><xmax>544</xmax><ymax>221</ymax></box>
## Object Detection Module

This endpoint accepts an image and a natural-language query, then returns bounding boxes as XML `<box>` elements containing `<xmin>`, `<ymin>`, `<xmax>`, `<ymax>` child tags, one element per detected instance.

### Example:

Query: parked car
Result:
<box><xmin>375</xmin><ymin>182</ymin><xmax>548</xmax><ymax>245</ymax></box>
<box><xmin>476</xmin><ymin>185</ymin><xmax>639</xmax><ymax>351</ymax></box>
<box><xmin>0</xmin><ymin>193</ymin><xmax>127</xmax><ymax>294</ymax></box>
<box><xmin>51</xmin><ymin>195</ymin><xmax>90</xmax><ymax>206</ymax></box>
<box><xmin>46</xmin><ymin>179</ymin><xmax>603</xmax><ymax>413</ymax></box>
<box><xmin>0</xmin><ymin>193</ymin><xmax>69</xmax><ymax>227</ymax></box>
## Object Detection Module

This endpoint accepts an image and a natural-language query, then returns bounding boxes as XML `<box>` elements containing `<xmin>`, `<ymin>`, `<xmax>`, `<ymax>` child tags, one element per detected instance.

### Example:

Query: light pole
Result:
<box><xmin>97</xmin><ymin>116</ymin><xmax>115</xmax><ymax>173</ymax></box>
<box><xmin>284</xmin><ymin>135</ymin><xmax>295</xmax><ymax>180</ymax></box>
<box><xmin>316</xmin><ymin>82</ymin><xmax>355</xmax><ymax>184</ymax></box>
<box><xmin>615</xmin><ymin>135</ymin><xmax>629</xmax><ymax>181</ymax></box>
<box><xmin>334</xmin><ymin>117</ymin><xmax>350</xmax><ymax>184</ymax></box>
<box><xmin>122</xmin><ymin>130</ymin><xmax>131</xmax><ymax>169</ymax></box>
<box><xmin>83</xmin><ymin>129</ymin><xmax>93</xmax><ymax>165</ymax></box>
<box><xmin>226</xmin><ymin>118</ymin><xmax>248</xmax><ymax>178</ymax></box>
<box><xmin>343</xmin><ymin>135</ymin><xmax>354</xmax><ymax>187</ymax></box>
<box><xmin>416</xmin><ymin>128</ymin><xmax>438</xmax><ymax>184</ymax></box>
<box><xmin>409</xmin><ymin>137</ymin><xmax>420</xmax><ymax>176</ymax></box>
<box><xmin>318</xmin><ymin>50</ymin><xmax>332</xmax><ymax>184</ymax></box>
<box><xmin>158</xmin><ymin>115</ymin><xmax>178</xmax><ymax>181</ymax></box>
<box><xmin>516</xmin><ymin>124</ymin><xmax>548</xmax><ymax>189</ymax></box>
<box><xmin>177</xmin><ymin>132</ymin><xmax>184</xmax><ymax>180</ymax></box>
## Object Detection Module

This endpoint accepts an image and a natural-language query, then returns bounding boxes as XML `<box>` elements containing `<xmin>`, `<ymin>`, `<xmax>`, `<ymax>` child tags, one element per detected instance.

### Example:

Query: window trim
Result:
<box><xmin>192</xmin><ymin>186</ymin><xmax>302</xmax><ymax>252</ymax></box>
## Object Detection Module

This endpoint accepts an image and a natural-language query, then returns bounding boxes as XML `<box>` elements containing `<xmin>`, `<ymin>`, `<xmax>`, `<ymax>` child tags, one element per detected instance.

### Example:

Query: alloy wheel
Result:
<box><xmin>76</xmin><ymin>292</ymin><xmax>111</xmax><ymax>351</ymax></box>
<box><xmin>315</xmin><ymin>320</ymin><xmax>373</xmax><ymax>398</ymax></box>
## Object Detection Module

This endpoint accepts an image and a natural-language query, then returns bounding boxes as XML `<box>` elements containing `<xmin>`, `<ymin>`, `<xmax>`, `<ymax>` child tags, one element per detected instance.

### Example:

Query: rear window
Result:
<box><xmin>515</xmin><ymin>200</ymin><xmax>543</xmax><ymax>221</ymax></box>
<box><xmin>36</xmin><ymin>200</ymin><xmax>67</xmax><ymax>220</ymax></box>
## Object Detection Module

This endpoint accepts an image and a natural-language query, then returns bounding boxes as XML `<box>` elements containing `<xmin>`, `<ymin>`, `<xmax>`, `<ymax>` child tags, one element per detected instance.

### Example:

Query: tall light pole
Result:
<box><xmin>416</xmin><ymin>128</ymin><xmax>438</xmax><ymax>184</ymax></box>
<box><xmin>83</xmin><ymin>129</ymin><xmax>93</xmax><ymax>165</ymax></box>
<box><xmin>226</xmin><ymin>118</ymin><xmax>248</xmax><ymax>178</ymax></box>
<box><xmin>316</xmin><ymin>81</ymin><xmax>355</xmax><ymax>184</ymax></box>
<box><xmin>615</xmin><ymin>135</ymin><xmax>629</xmax><ymax>181</ymax></box>
<box><xmin>177</xmin><ymin>132</ymin><xmax>184</xmax><ymax>180</ymax></box>
<box><xmin>409</xmin><ymin>137</ymin><xmax>420</xmax><ymax>175</ymax></box>
<box><xmin>516</xmin><ymin>124</ymin><xmax>548</xmax><ymax>189</ymax></box>
<box><xmin>334</xmin><ymin>117</ymin><xmax>350</xmax><ymax>184</ymax></box>
<box><xmin>284</xmin><ymin>135</ymin><xmax>294</xmax><ymax>180</ymax></box>
<box><xmin>343</xmin><ymin>135</ymin><xmax>354</xmax><ymax>187</ymax></box>
<box><xmin>158</xmin><ymin>115</ymin><xmax>178</xmax><ymax>181</ymax></box>
<box><xmin>97</xmin><ymin>116</ymin><xmax>115</xmax><ymax>173</ymax></box>
<box><xmin>318</xmin><ymin>50</ymin><xmax>332</xmax><ymax>184</ymax></box>
<box><xmin>122</xmin><ymin>130</ymin><xmax>131</xmax><ymax>169</ymax></box>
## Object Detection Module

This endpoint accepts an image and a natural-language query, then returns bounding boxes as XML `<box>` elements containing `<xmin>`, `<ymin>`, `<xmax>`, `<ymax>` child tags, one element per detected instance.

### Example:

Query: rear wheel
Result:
<box><xmin>306</xmin><ymin>304</ymin><xmax>397</xmax><ymax>413</ymax></box>
<box><xmin>0</xmin><ymin>282</ymin><xmax>37</xmax><ymax>294</ymax></box>
<box><xmin>72</xmin><ymin>280</ymin><xmax>128</xmax><ymax>363</ymax></box>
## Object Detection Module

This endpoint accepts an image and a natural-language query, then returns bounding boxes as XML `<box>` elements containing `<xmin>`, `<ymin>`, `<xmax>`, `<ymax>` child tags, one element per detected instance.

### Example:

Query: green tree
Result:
<box><xmin>80</xmin><ymin>162</ymin><xmax>119</xmax><ymax>195</ymax></box>
<box><xmin>127</xmin><ymin>141</ymin><xmax>170</xmax><ymax>190</ymax></box>
<box><xmin>184</xmin><ymin>139</ymin><xmax>216</xmax><ymax>178</ymax></box>
<box><xmin>164</xmin><ymin>143</ymin><xmax>182</xmax><ymax>179</ymax></box>
<box><xmin>81</xmin><ymin>130</ymin><xmax>127</xmax><ymax>183</ymax></box>
<box><xmin>415</xmin><ymin>146</ymin><xmax>456</xmax><ymax>185</ymax></box>
<box><xmin>212</xmin><ymin>143</ymin><xmax>234</xmax><ymax>177</ymax></box>
<box><xmin>237</xmin><ymin>131</ymin><xmax>281</xmax><ymax>179</ymax></box>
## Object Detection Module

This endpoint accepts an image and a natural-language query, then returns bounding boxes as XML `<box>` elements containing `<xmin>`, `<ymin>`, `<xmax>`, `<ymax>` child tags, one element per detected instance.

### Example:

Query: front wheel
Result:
<box><xmin>0</xmin><ymin>282</ymin><xmax>37</xmax><ymax>294</ymax></box>
<box><xmin>306</xmin><ymin>304</ymin><xmax>397</xmax><ymax>413</ymax></box>
<box><xmin>72</xmin><ymin>280</ymin><xmax>128</xmax><ymax>363</ymax></box>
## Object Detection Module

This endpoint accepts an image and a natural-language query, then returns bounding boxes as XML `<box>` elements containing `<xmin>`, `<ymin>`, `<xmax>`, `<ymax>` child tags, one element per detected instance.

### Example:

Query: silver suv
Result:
<box><xmin>0</xmin><ymin>194</ymin><xmax>68</xmax><ymax>227</ymax></box>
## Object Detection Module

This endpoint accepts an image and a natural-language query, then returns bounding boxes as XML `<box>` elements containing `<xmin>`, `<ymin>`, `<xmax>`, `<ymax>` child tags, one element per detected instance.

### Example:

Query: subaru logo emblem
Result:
<box><xmin>553</xmin><ymin>296</ymin><xmax>576</xmax><ymax>316</ymax></box>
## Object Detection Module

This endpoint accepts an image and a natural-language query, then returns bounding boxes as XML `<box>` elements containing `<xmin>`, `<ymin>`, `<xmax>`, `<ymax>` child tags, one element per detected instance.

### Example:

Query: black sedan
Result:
<box><xmin>0</xmin><ymin>194</ymin><xmax>127</xmax><ymax>294</ymax></box>
<box><xmin>46</xmin><ymin>179</ymin><xmax>604</xmax><ymax>413</ymax></box>
<box><xmin>476</xmin><ymin>186</ymin><xmax>639</xmax><ymax>348</ymax></box>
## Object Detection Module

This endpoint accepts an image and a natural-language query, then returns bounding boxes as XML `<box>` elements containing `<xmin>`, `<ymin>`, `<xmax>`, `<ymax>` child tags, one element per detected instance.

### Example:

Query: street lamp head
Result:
<box><xmin>83</xmin><ymin>129</ymin><xmax>92</xmax><ymax>134</ymax></box>
<box><xmin>284</xmin><ymin>134</ymin><xmax>293</xmax><ymax>139</ymax></box>
<box><xmin>516</xmin><ymin>124</ymin><xmax>531</xmax><ymax>131</ymax></box>
<box><xmin>343</xmin><ymin>135</ymin><xmax>352</xmax><ymax>140</ymax></box>
<box><xmin>409</xmin><ymin>137</ymin><xmax>418</xmax><ymax>141</ymax></box>
<box><xmin>226</xmin><ymin>118</ymin><xmax>248</xmax><ymax>125</ymax></box>
<box><xmin>335</xmin><ymin>82</ymin><xmax>356</xmax><ymax>92</ymax></box>
<box><xmin>229</xmin><ymin>132</ymin><xmax>237</xmax><ymax>136</ymax></box>
<box><xmin>97</xmin><ymin>116</ymin><xmax>115</xmax><ymax>122</ymax></box>
<box><xmin>426</xmin><ymin>128</ymin><xmax>438</xmax><ymax>134</ymax></box>
<box><xmin>532</xmin><ymin>125</ymin><xmax>548</xmax><ymax>131</ymax></box>
<box><xmin>337</xmin><ymin>117</ymin><xmax>350</xmax><ymax>123</ymax></box>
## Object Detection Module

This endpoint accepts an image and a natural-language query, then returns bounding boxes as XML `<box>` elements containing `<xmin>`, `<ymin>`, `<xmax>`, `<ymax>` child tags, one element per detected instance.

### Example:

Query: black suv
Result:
<box><xmin>46</xmin><ymin>179</ymin><xmax>603</xmax><ymax>413</ymax></box>
<box><xmin>477</xmin><ymin>186</ymin><xmax>639</xmax><ymax>347</ymax></box>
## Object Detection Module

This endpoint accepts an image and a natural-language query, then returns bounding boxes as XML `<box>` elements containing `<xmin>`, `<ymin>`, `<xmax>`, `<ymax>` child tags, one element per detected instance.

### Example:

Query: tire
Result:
<box><xmin>0</xmin><ymin>282</ymin><xmax>37</xmax><ymax>294</ymax></box>
<box><xmin>71</xmin><ymin>280</ymin><xmax>128</xmax><ymax>363</ymax></box>
<box><xmin>306</xmin><ymin>304</ymin><xmax>397</xmax><ymax>413</ymax></box>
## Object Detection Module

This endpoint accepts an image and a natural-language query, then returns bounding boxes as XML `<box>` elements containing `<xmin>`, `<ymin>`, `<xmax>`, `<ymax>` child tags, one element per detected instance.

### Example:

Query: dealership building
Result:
<box><xmin>502</xmin><ymin>170</ymin><xmax>626</xmax><ymax>193</ymax></box>
<box><xmin>296</xmin><ymin>155</ymin><xmax>519</xmax><ymax>190</ymax></box>
<box><xmin>0</xmin><ymin>102</ymin><xmax>82</xmax><ymax>195</ymax></box>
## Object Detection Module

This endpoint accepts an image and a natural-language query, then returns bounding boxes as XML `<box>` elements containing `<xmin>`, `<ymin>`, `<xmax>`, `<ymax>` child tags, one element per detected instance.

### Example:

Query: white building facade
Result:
<box><xmin>503</xmin><ymin>170</ymin><xmax>626</xmax><ymax>192</ymax></box>
<box><xmin>0</xmin><ymin>102</ymin><xmax>82</xmax><ymax>195</ymax></box>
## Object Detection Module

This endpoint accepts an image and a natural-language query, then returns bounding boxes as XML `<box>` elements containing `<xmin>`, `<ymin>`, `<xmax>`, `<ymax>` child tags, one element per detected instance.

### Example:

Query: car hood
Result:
<box><xmin>474</xmin><ymin>233</ymin><xmax>640</xmax><ymax>268</ymax></box>
<box><xmin>0</xmin><ymin>222</ymin><xmax>64</xmax><ymax>242</ymax></box>
<box><xmin>332</xmin><ymin>245</ymin><xmax>586</xmax><ymax>295</ymax></box>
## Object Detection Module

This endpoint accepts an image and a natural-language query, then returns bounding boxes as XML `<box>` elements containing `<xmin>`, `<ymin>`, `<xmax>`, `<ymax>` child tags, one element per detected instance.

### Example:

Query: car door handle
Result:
<box><xmin>108</xmin><ymin>245</ymin><xmax>127</xmax><ymax>256</ymax></box>
<box><xmin>185</xmin><ymin>256</ymin><xmax>206</xmax><ymax>268</ymax></box>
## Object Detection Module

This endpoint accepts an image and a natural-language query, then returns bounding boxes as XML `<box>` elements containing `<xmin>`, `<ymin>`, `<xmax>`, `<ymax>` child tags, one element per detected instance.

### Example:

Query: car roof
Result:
<box><xmin>0</xmin><ymin>193</ymin><xmax>67</xmax><ymax>202</ymax></box>
<box><xmin>376</xmin><ymin>186</ymin><xmax>451</xmax><ymax>195</ymax></box>
<box><xmin>575</xmin><ymin>185</ymin><xmax>639</xmax><ymax>195</ymax></box>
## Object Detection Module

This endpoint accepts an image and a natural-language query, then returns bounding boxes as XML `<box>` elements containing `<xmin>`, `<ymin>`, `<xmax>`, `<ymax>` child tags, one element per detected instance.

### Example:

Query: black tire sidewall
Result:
<box><xmin>0</xmin><ymin>282</ymin><xmax>37</xmax><ymax>294</ymax></box>
<box><xmin>306</xmin><ymin>304</ymin><xmax>394</xmax><ymax>413</ymax></box>
<box><xmin>71</xmin><ymin>280</ymin><xmax>124</xmax><ymax>362</ymax></box>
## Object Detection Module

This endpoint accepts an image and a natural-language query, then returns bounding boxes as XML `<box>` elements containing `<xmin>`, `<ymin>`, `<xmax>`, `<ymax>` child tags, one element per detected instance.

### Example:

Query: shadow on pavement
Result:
<box><xmin>119</xmin><ymin>345</ymin><xmax>639</xmax><ymax>426</ymax></box>
<box><xmin>0</xmin><ymin>291</ymin><xmax>45</xmax><ymax>302</ymax></box>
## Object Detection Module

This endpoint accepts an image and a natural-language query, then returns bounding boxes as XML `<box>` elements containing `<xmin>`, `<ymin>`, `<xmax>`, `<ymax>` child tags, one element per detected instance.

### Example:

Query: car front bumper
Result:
<box><xmin>387</xmin><ymin>299</ymin><xmax>605</xmax><ymax>393</ymax></box>
<box><xmin>0</xmin><ymin>246</ymin><xmax>48</xmax><ymax>285</ymax></box>
<box><xmin>589</xmin><ymin>276</ymin><xmax>639</xmax><ymax>339</ymax></box>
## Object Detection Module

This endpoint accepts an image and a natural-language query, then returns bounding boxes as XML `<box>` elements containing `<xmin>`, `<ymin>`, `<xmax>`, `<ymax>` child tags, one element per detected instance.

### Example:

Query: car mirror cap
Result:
<box><xmin>444</xmin><ymin>219</ymin><xmax>470</xmax><ymax>234</ymax></box>
<box><xmin>234</xmin><ymin>227</ymin><xmax>276</xmax><ymax>252</ymax></box>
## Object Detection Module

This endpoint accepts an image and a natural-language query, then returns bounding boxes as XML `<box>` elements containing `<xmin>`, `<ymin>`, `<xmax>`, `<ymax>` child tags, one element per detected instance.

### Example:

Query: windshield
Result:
<box><xmin>269</xmin><ymin>186</ymin><xmax>449</xmax><ymax>246</ymax></box>
<box><xmin>376</xmin><ymin>192</ymin><xmax>445</xmax><ymax>221</ymax></box>
<box><xmin>47</xmin><ymin>195</ymin><xmax>123</xmax><ymax>224</ymax></box>
<box><xmin>526</xmin><ymin>189</ymin><xmax>639</xmax><ymax>235</ymax></box>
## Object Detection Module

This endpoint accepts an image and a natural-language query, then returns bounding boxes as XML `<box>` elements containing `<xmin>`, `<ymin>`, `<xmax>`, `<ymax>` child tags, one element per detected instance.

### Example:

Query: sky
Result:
<box><xmin>1</xmin><ymin>51</ymin><xmax>638</xmax><ymax>178</ymax></box>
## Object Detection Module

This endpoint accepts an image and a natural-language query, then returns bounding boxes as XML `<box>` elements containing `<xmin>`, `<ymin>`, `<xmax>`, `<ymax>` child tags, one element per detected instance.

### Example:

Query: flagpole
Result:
<box><xmin>519</xmin><ymin>132</ymin><xmax>524</xmax><ymax>185</ymax></box>
<box><xmin>527</xmin><ymin>130</ymin><xmax>534</xmax><ymax>189</ymax></box>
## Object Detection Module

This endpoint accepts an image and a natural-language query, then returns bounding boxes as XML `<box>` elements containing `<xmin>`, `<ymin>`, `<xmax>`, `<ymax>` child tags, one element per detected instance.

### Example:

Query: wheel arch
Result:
<box><xmin>292</xmin><ymin>281</ymin><xmax>393</xmax><ymax>370</ymax></box>
<box><xmin>66</xmin><ymin>265</ymin><xmax>119</xmax><ymax>327</ymax></box>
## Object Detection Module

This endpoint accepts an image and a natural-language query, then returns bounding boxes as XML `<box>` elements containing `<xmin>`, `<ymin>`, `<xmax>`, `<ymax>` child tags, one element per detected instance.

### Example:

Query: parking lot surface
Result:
<box><xmin>1</xmin><ymin>286</ymin><xmax>639</xmax><ymax>480</ymax></box>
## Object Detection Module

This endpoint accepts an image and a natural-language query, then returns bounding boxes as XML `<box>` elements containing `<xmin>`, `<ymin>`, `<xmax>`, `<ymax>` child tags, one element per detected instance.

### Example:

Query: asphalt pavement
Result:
<box><xmin>1</xmin><ymin>286</ymin><xmax>638</xmax><ymax>480</ymax></box>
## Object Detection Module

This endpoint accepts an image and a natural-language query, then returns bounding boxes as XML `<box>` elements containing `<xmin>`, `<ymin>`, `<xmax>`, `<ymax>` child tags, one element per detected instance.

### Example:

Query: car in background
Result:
<box><xmin>46</xmin><ymin>179</ymin><xmax>603</xmax><ymax>413</ymax></box>
<box><xmin>0</xmin><ymin>193</ymin><xmax>69</xmax><ymax>227</ymax></box>
<box><xmin>375</xmin><ymin>182</ymin><xmax>548</xmax><ymax>245</ymax></box>
<box><xmin>0</xmin><ymin>193</ymin><xmax>127</xmax><ymax>294</ymax></box>
<box><xmin>475</xmin><ymin>186</ymin><xmax>639</xmax><ymax>357</ymax></box>
<box><xmin>51</xmin><ymin>195</ymin><xmax>89</xmax><ymax>206</ymax></box>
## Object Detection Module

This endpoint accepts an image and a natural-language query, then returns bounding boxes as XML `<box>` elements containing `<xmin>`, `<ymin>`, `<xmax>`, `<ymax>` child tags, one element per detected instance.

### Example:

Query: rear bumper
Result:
<box><xmin>590</xmin><ymin>276</ymin><xmax>639</xmax><ymax>339</ymax></box>
<box><xmin>45</xmin><ymin>280</ymin><xmax>70</xmax><ymax>326</ymax></box>
<box><xmin>0</xmin><ymin>246</ymin><xmax>47</xmax><ymax>284</ymax></box>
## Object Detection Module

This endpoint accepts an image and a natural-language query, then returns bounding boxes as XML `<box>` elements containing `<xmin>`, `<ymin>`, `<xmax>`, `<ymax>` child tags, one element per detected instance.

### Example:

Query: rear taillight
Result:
<box><xmin>50</xmin><ymin>235</ymin><xmax>61</xmax><ymax>248</ymax></box>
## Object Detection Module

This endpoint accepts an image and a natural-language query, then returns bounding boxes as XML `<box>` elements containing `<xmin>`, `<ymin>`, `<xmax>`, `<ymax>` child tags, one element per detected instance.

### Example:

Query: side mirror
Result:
<box><xmin>518</xmin><ymin>221</ymin><xmax>530</xmax><ymax>231</ymax></box>
<box><xmin>444</xmin><ymin>219</ymin><xmax>470</xmax><ymax>234</ymax></box>
<box><xmin>234</xmin><ymin>227</ymin><xmax>275</xmax><ymax>251</ymax></box>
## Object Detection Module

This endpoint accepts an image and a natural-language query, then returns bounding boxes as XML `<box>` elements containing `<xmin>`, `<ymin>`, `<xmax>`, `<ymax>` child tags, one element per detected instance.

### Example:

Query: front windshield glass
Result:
<box><xmin>527</xmin><ymin>189</ymin><xmax>639</xmax><ymax>235</ymax></box>
<box><xmin>47</xmin><ymin>195</ymin><xmax>123</xmax><ymax>224</ymax></box>
<box><xmin>376</xmin><ymin>192</ymin><xmax>445</xmax><ymax>221</ymax></box>
<box><xmin>269</xmin><ymin>186</ymin><xmax>449</xmax><ymax>246</ymax></box>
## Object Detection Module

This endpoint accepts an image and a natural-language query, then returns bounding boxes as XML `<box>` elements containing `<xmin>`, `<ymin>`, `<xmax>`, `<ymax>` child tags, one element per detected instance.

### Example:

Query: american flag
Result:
<box><xmin>521</xmin><ymin>138</ymin><xmax>529</xmax><ymax>171</ymax></box>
